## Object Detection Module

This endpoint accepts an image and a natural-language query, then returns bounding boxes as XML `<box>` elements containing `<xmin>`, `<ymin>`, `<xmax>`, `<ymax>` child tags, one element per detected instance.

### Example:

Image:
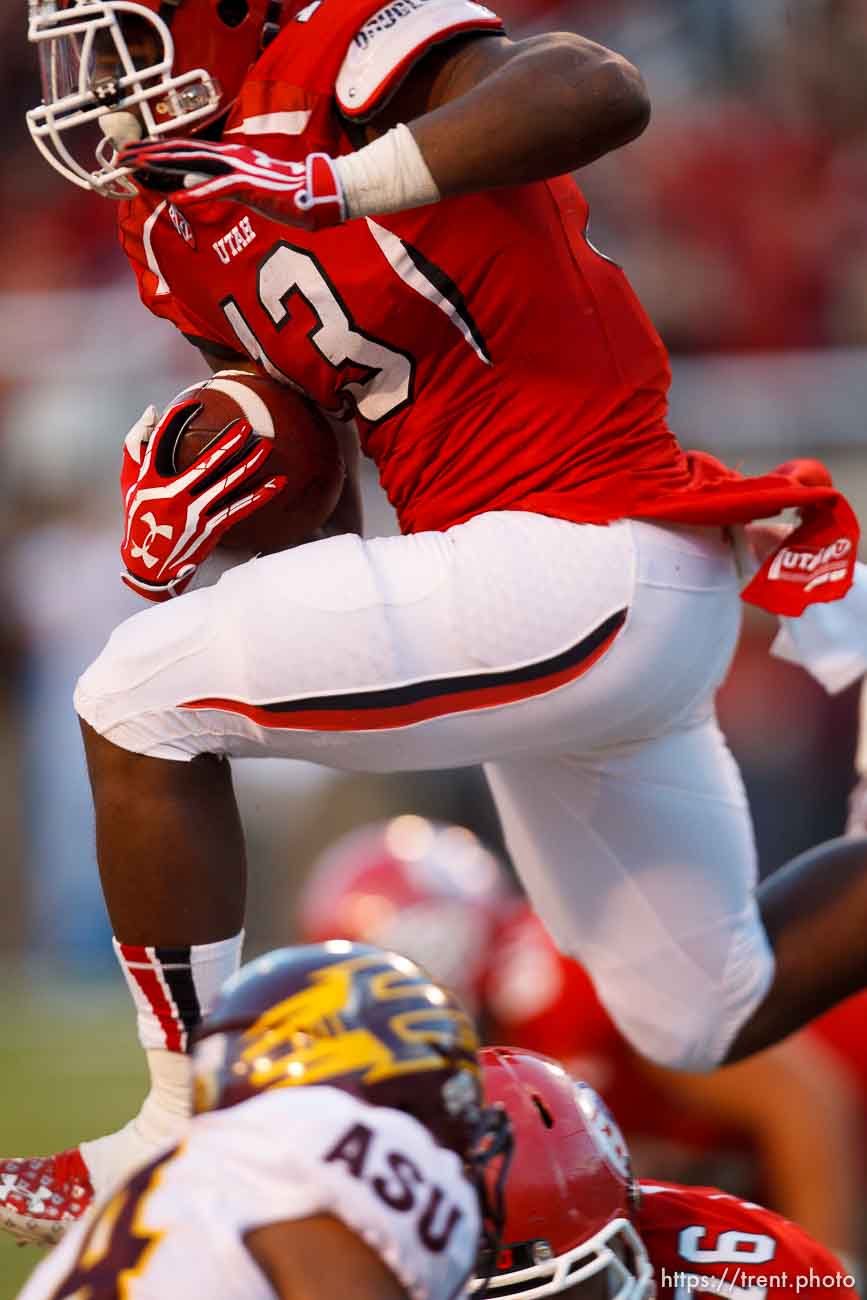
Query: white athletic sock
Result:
<box><xmin>80</xmin><ymin>1052</ymin><xmax>194</xmax><ymax>1195</ymax></box>
<box><xmin>80</xmin><ymin>934</ymin><xmax>244</xmax><ymax>1196</ymax></box>
<box><xmin>113</xmin><ymin>933</ymin><xmax>244</xmax><ymax>1051</ymax></box>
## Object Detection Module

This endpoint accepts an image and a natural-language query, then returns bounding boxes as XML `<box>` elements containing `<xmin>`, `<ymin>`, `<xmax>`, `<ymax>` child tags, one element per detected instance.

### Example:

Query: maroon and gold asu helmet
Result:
<box><xmin>191</xmin><ymin>941</ymin><xmax>493</xmax><ymax>1160</ymax></box>
<box><xmin>27</xmin><ymin>0</ymin><xmax>289</xmax><ymax>193</ymax></box>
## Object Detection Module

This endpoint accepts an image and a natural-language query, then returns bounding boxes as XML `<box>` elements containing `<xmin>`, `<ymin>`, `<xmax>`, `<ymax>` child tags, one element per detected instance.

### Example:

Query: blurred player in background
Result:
<box><xmin>14</xmin><ymin>0</ymin><xmax>867</xmax><ymax>1246</ymax></box>
<box><xmin>296</xmin><ymin>816</ymin><xmax>514</xmax><ymax>1015</ymax></box>
<box><xmin>484</xmin><ymin>908</ymin><xmax>865</xmax><ymax>1276</ymax></box>
<box><xmin>297</xmin><ymin>816</ymin><xmax>865</xmax><ymax>1270</ymax></box>
<box><xmin>15</xmin><ymin>941</ymin><xmax>510</xmax><ymax>1299</ymax></box>
<box><xmin>474</xmin><ymin>1046</ymin><xmax>859</xmax><ymax>1300</ymax></box>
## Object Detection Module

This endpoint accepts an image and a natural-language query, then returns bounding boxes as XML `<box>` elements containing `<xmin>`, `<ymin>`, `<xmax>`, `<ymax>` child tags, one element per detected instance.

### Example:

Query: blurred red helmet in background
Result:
<box><xmin>296</xmin><ymin>816</ymin><xmax>514</xmax><ymax>1010</ymax></box>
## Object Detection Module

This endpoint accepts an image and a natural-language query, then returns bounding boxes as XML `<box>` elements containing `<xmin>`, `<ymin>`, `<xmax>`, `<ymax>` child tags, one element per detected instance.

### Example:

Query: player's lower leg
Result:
<box><xmin>0</xmin><ymin>724</ymin><xmax>248</xmax><ymax>1244</ymax></box>
<box><xmin>723</xmin><ymin>834</ymin><xmax>867</xmax><ymax>1063</ymax></box>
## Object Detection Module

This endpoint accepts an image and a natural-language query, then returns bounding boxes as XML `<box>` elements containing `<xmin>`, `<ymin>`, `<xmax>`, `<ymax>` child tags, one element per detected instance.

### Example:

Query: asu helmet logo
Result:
<box><xmin>191</xmin><ymin>942</ymin><xmax>485</xmax><ymax>1156</ymax></box>
<box><xmin>237</xmin><ymin>950</ymin><xmax>479</xmax><ymax>1090</ymax></box>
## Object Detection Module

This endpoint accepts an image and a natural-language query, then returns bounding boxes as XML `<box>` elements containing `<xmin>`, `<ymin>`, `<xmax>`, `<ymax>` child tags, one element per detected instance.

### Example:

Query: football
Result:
<box><xmin>170</xmin><ymin>370</ymin><xmax>345</xmax><ymax>553</ymax></box>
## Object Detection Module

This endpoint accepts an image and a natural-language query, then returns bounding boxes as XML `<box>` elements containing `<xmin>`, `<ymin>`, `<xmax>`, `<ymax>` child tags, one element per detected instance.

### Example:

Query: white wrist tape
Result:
<box><xmin>334</xmin><ymin>123</ymin><xmax>441</xmax><ymax>219</ymax></box>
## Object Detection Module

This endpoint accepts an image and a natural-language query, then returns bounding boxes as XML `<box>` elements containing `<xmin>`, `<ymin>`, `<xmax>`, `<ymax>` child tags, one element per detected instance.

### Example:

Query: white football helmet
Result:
<box><xmin>26</xmin><ymin>0</ymin><xmax>284</xmax><ymax>196</ymax></box>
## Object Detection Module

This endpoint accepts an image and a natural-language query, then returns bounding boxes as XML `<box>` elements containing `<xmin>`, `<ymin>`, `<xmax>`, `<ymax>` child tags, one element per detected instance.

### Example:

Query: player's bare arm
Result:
<box><xmin>640</xmin><ymin>1040</ymin><xmax>861</xmax><ymax>1262</ymax></box>
<box><xmin>122</xmin><ymin>30</ymin><xmax>650</xmax><ymax>227</ymax></box>
<box><xmin>723</xmin><ymin>835</ymin><xmax>867</xmax><ymax>1063</ymax></box>
<box><xmin>368</xmin><ymin>32</ymin><xmax>650</xmax><ymax>193</ymax></box>
<box><xmin>245</xmin><ymin>1214</ymin><xmax>409</xmax><ymax>1300</ymax></box>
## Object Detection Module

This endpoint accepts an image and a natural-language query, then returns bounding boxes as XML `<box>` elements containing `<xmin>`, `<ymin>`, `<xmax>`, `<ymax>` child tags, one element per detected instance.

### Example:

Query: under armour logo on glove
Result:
<box><xmin>120</xmin><ymin>139</ymin><xmax>347</xmax><ymax>231</ymax></box>
<box><xmin>131</xmin><ymin>512</ymin><xmax>174</xmax><ymax>568</ymax></box>
<box><xmin>120</xmin><ymin>398</ymin><xmax>287</xmax><ymax>602</ymax></box>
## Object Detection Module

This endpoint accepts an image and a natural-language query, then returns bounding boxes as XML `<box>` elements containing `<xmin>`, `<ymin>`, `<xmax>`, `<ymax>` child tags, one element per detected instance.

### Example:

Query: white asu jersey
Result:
<box><xmin>17</xmin><ymin>1088</ymin><xmax>479</xmax><ymax>1300</ymax></box>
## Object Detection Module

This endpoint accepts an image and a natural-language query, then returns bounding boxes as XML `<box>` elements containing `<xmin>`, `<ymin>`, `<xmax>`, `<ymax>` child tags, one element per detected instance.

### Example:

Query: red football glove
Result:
<box><xmin>119</xmin><ymin>139</ymin><xmax>346</xmax><ymax>231</ymax></box>
<box><xmin>120</xmin><ymin>398</ymin><xmax>288</xmax><ymax>602</ymax></box>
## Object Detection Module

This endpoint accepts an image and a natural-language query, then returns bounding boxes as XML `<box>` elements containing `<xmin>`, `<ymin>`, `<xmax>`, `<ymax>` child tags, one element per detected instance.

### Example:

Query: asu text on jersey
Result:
<box><xmin>18</xmin><ymin>1089</ymin><xmax>479</xmax><ymax>1300</ymax></box>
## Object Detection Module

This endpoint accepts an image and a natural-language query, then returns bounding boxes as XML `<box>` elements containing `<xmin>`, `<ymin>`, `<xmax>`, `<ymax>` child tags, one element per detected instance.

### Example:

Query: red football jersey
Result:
<box><xmin>116</xmin><ymin>0</ymin><xmax>857</xmax><ymax>591</ymax></box>
<box><xmin>637</xmin><ymin>1182</ymin><xmax>859</xmax><ymax>1298</ymax></box>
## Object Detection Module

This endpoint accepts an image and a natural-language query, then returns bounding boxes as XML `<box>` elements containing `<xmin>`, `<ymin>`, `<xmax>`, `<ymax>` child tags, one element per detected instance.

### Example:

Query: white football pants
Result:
<box><xmin>75</xmin><ymin>512</ymin><xmax>774</xmax><ymax>1070</ymax></box>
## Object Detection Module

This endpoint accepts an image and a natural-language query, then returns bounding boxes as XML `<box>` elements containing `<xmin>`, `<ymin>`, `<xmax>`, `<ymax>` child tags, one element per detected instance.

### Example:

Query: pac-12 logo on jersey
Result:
<box><xmin>325</xmin><ymin>1122</ymin><xmax>465</xmax><ymax>1253</ymax></box>
<box><xmin>168</xmin><ymin>203</ymin><xmax>196</xmax><ymax>249</ymax></box>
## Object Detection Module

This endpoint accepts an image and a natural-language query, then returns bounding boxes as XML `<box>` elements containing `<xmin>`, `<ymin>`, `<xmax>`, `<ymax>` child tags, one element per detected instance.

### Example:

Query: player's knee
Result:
<box><xmin>74</xmin><ymin>592</ymin><xmax>211</xmax><ymax>755</ymax></box>
<box><xmin>76</xmin><ymin>642</ymin><xmax>123</xmax><ymax>738</ymax></box>
<box><xmin>74</xmin><ymin>612</ymin><xmax>149</xmax><ymax>739</ymax></box>
<box><xmin>589</xmin><ymin>922</ymin><xmax>776</xmax><ymax>1072</ymax></box>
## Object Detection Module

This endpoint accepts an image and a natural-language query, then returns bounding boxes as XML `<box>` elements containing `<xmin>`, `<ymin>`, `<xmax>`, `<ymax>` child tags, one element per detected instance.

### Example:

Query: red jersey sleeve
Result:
<box><xmin>335</xmin><ymin>0</ymin><xmax>504</xmax><ymax>120</ymax></box>
<box><xmin>637</xmin><ymin>1182</ymin><xmax>859</xmax><ymax>1299</ymax></box>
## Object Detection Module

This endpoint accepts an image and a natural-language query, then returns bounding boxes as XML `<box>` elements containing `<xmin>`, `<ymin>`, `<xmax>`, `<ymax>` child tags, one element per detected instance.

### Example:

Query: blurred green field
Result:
<box><xmin>0</xmin><ymin>973</ymin><xmax>146</xmax><ymax>1297</ymax></box>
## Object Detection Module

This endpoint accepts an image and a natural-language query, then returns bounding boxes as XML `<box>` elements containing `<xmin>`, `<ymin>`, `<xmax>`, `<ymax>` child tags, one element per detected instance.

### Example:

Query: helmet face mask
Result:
<box><xmin>475</xmin><ymin>1217</ymin><xmax>650</xmax><ymax>1300</ymax></box>
<box><xmin>26</xmin><ymin>0</ymin><xmax>282</xmax><ymax>196</ymax></box>
<box><xmin>27</xmin><ymin>2</ymin><xmax>220</xmax><ymax>195</ymax></box>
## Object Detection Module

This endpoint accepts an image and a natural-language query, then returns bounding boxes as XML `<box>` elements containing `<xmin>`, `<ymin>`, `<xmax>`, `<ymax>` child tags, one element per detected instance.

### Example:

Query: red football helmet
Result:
<box><xmin>27</xmin><ymin>0</ymin><xmax>288</xmax><ymax>194</ymax></box>
<box><xmin>473</xmin><ymin>1047</ymin><xmax>655</xmax><ymax>1300</ymax></box>
<box><xmin>296</xmin><ymin>816</ymin><xmax>514</xmax><ymax>1010</ymax></box>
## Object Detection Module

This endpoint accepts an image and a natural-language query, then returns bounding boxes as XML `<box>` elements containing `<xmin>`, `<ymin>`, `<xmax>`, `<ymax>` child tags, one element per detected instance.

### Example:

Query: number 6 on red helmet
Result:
<box><xmin>120</xmin><ymin>397</ymin><xmax>288</xmax><ymax>603</ymax></box>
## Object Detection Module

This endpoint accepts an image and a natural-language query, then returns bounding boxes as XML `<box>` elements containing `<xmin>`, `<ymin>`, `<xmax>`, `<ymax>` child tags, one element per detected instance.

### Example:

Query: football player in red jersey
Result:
<box><xmin>473</xmin><ymin>1047</ymin><xmax>859</xmax><ymax>1300</ymax></box>
<box><xmin>14</xmin><ymin>0</ymin><xmax>867</xmax><ymax>1247</ymax></box>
